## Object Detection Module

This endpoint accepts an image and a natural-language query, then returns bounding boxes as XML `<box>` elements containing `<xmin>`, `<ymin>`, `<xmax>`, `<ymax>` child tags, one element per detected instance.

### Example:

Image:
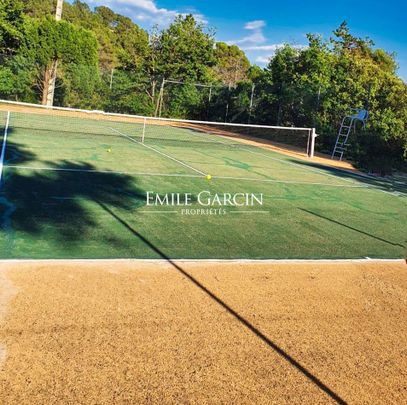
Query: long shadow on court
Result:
<box><xmin>300</xmin><ymin>208</ymin><xmax>406</xmax><ymax>249</ymax></box>
<box><xmin>1</xmin><ymin>139</ymin><xmax>37</xmax><ymax>167</ymax></box>
<box><xmin>289</xmin><ymin>159</ymin><xmax>407</xmax><ymax>195</ymax></box>
<box><xmin>0</xmin><ymin>145</ymin><xmax>146</xmax><ymax>250</ymax></box>
<box><xmin>0</xmin><ymin>143</ymin><xmax>203</xmax><ymax>256</ymax></box>
<box><xmin>98</xmin><ymin>201</ymin><xmax>347</xmax><ymax>404</ymax></box>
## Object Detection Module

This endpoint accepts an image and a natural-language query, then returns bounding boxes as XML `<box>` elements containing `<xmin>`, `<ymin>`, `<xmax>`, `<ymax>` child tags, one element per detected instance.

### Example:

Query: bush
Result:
<box><xmin>351</xmin><ymin>132</ymin><xmax>405</xmax><ymax>175</ymax></box>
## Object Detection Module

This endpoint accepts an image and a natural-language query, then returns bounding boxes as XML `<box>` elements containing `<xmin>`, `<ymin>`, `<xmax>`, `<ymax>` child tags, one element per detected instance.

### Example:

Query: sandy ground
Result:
<box><xmin>0</xmin><ymin>260</ymin><xmax>406</xmax><ymax>404</ymax></box>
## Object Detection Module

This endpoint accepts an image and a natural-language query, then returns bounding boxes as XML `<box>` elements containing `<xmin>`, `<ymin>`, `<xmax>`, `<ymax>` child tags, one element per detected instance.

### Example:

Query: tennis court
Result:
<box><xmin>0</xmin><ymin>103</ymin><xmax>406</xmax><ymax>259</ymax></box>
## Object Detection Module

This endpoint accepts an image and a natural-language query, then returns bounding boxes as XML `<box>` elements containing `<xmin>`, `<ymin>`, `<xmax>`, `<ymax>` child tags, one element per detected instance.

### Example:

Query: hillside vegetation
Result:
<box><xmin>0</xmin><ymin>0</ymin><xmax>406</xmax><ymax>171</ymax></box>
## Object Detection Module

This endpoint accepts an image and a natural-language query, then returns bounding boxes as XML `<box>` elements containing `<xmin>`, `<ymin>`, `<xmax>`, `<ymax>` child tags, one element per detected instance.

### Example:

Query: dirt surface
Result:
<box><xmin>0</xmin><ymin>260</ymin><xmax>406</xmax><ymax>404</ymax></box>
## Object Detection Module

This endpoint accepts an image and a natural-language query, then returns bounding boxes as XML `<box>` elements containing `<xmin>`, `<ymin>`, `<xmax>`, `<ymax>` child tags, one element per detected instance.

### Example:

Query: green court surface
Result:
<box><xmin>0</xmin><ymin>109</ymin><xmax>406</xmax><ymax>259</ymax></box>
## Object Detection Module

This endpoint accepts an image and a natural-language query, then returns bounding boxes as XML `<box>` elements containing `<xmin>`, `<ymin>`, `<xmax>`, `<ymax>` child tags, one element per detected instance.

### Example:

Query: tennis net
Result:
<box><xmin>0</xmin><ymin>100</ymin><xmax>317</xmax><ymax>158</ymax></box>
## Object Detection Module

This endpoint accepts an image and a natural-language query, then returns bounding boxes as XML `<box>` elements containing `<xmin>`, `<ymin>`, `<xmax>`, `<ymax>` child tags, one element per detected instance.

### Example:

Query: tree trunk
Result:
<box><xmin>55</xmin><ymin>0</ymin><xmax>63</xmax><ymax>21</ymax></box>
<box><xmin>41</xmin><ymin>0</ymin><xmax>63</xmax><ymax>106</ymax></box>
<box><xmin>41</xmin><ymin>59</ymin><xmax>58</xmax><ymax>106</ymax></box>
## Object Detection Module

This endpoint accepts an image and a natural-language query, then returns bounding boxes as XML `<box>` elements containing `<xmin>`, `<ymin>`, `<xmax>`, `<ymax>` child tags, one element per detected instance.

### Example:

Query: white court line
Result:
<box><xmin>3</xmin><ymin>165</ymin><xmax>203</xmax><ymax>179</ymax></box>
<box><xmin>0</xmin><ymin>258</ymin><xmax>404</xmax><ymax>264</ymax></box>
<box><xmin>4</xmin><ymin>164</ymin><xmax>369</xmax><ymax>188</ymax></box>
<box><xmin>173</xmin><ymin>126</ymin><xmax>363</xmax><ymax>188</ymax></box>
<box><xmin>109</xmin><ymin>127</ymin><xmax>207</xmax><ymax>176</ymax></box>
<box><xmin>371</xmin><ymin>186</ymin><xmax>407</xmax><ymax>198</ymax></box>
<box><xmin>181</xmin><ymin>127</ymin><xmax>404</xmax><ymax>195</ymax></box>
<box><xmin>240</xmin><ymin>147</ymin><xmax>360</xmax><ymax>184</ymax></box>
<box><xmin>0</xmin><ymin>111</ymin><xmax>10</xmax><ymax>185</ymax></box>
<box><xmin>213</xmin><ymin>174</ymin><xmax>366</xmax><ymax>188</ymax></box>
<box><xmin>123</xmin><ymin>125</ymin><xmax>405</xmax><ymax>197</ymax></box>
<box><xmin>1</xmin><ymin>98</ymin><xmax>403</xmax><ymax>197</ymax></box>
<box><xmin>173</xmin><ymin>128</ymin><xmax>407</xmax><ymax>197</ymax></box>
<box><xmin>240</xmin><ymin>147</ymin><xmax>406</xmax><ymax>197</ymax></box>
<box><xmin>173</xmin><ymin>122</ymin><xmax>374</xmax><ymax>189</ymax></box>
<box><xmin>240</xmin><ymin>149</ymin><xmax>407</xmax><ymax>197</ymax></box>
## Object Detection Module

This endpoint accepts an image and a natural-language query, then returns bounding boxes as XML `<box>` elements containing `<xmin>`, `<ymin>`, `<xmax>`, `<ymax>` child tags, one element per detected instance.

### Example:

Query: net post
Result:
<box><xmin>309</xmin><ymin>128</ymin><xmax>316</xmax><ymax>158</ymax></box>
<box><xmin>142</xmin><ymin>117</ymin><xmax>146</xmax><ymax>143</ymax></box>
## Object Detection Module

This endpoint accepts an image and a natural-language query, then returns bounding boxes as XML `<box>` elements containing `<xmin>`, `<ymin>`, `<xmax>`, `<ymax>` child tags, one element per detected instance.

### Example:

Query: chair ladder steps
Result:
<box><xmin>331</xmin><ymin>118</ymin><xmax>354</xmax><ymax>160</ymax></box>
<box><xmin>331</xmin><ymin>108</ymin><xmax>369</xmax><ymax>160</ymax></box>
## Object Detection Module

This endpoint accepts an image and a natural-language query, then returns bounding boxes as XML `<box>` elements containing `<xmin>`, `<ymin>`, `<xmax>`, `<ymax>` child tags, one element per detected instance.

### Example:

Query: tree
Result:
<box><xmin>20</xmin><ymin>16</ymin><xmax>98</xmax><ymax>106</ymax></box>
<box><xmin>0</xmin><ymin>0</ymin><xmax>28</xmax><ymax>100</ymax></box>
<box><xmin>212</xmin><ymin>42</ymin><xmax>250</xmax><ymax>87</ymax></box>
<box><xmin>65</xmin><ymin>2</ymin><xmax>151</xmax><ymax>111</ymax></box>
<box><xmin>0</xmin><ymin>0</ymin><xmax>25</xmax><ymax>54</ymax></box>
<box><xmin>2</xmin><ymin>3</ymin><xmax>406</xmax><ymax>169</ymax></box>
<box><xmin>263</xmin><ymin>44</ymin><xmax>299</xmax><ymax>125</ymax></box>
<box><xmin>323</xmin><ymin>23</ymin><xmax>407</xmax><ymax>163</ymax></box>
<box><xmin>21</xmin><ymin>0</ymin><xmax>54</xmax><ymax>17</ymax></box>
<box><xmin>332</xmin><ymin>21</ymin><xmax>374</xmax><ymax>55</ymax></box>
<box><xmin>295</xmin><ymin>34</ymin><xmax>333</xmax><ymax>128</ymax></box>
<box><xmin>153</xmin><ymin>15</ymin><xmax>216</xmax><ymax>118</ymax></box>
<box><xmin>65</xmin><ymin>2</ymin><xmax>118</xmax><ymax>70</ymax></box>
<box><xmin>248</xmin><ymin>23</ymin><xmax>407</xmax><ymax>169</ymax></box>
<box><xmin>155</xmin><ymin>15</ymin><xmax>215</xmax><ymax>82</ymax></box>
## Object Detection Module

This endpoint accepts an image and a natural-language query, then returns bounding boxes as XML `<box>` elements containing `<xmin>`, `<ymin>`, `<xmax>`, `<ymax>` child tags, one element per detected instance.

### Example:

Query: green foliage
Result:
<box><xmin>0</xmin><ymin>0</ymin><xmax>25</xmax><ymax>53</ymax></box>
<box><xmin>103</xmin><ymin>69</ymin><xmax>154</xmax><ymax>116</ymax></box>
<box><xmin>21</xmin><ymin>16</ymin><xmax>97</xmax><ymax>65</ymax></box>
<box><xmin>212</xmin><ymin>42</ymin><xmax>250</xmax><ymax>86</ymax></box>
<box><xmin>0</xmin><ymin>3</ymin><xmax>406</xmax><ymax>170</ymax></box>
<box><xmin>23</xmin><ymin>0</ymin><xmax>92</xmax><ymax>110</ymax></box>
<box><xmin>163</xmin><ymin>83</ymin><xmax>205</xmax><ymax>119</ymax></box>
<box><xmin>0</xmin><ymin>54</ymin><xmax>37</xmax><ymax>101</ymax></box>
<box><xmin>21</xmin><ymin>0</ymin><xmax>54</xmax><ymax>17</ymax></box>
<box><xmin>155</xmin><ymin>15</ymin><xmax>215</xmax><ymax>82</ymax></box>
<box><xmin>247</xmin><ymin>26</ymin><xmax>407</xmax><ymax>170</ymax></box>
<box><xmin>351</xmin><ymin>132</ymin><xmax>406</xmax><ymax>174</ymax></box>
<box><xmin>8</xmin><ymin>16</ymin><xmax>99</xmax><ymax>106</ymax></box>
<box><xmin>55</xmin><ymin>64</ymin><xmax>100</xmax><ymax>108</ymax></box>
<box><xmin>65</xmin><ymin>3</ymin><xmax>150</xmax><ymax>71</ymax></box>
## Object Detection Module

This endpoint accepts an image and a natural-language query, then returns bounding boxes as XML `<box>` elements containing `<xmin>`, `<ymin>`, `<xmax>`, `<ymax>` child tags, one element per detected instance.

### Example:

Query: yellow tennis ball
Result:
<box><xmin>107</xmin><ymin>148</ymin><xmax>111</xmax><ymax>153</ymax></box>
<box><xmin>206</xmin><ymin>174</ymin><xmax>212</xmax><ymax>181</ymax></box>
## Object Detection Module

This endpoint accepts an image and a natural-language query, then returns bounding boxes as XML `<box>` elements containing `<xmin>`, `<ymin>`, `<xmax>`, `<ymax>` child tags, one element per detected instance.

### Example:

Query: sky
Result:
<box><xmin>82</xmin><ymin>0</ymin><xmax>407</xmax><ymax>80</ymax></box>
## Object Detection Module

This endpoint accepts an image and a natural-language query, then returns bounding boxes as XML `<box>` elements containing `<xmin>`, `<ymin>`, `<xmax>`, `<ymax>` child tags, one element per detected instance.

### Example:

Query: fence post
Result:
<box><xmin>248</xmin><ymin>83</ymin><xmax>255</xmax><ymax>124</ymax></box>
<box><xmin>109</xmin><ymin>68</ymin><xmax>114</xmax><ymax>90</ymax></box>
<box><xmin>158</xmin><ymin>79</ymin><xmax>165</xmax><ymax>118</ymax></box>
